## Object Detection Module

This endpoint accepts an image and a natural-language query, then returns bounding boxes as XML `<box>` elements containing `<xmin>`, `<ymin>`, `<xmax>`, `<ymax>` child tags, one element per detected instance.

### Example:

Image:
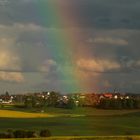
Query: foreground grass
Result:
<box><xmin>1</xmin><ymin>107</ymin><xmax>140</xmax><ymax>136</ymax></box>
<box><xmin>1</xmin><ymin>115</ymin><xmax>140</xmax><ymax>136</ymax></box>
<box><xmin>1</xmin><ymin>136</ymin><xmax>140</xmax><ymax>140</ymax></box>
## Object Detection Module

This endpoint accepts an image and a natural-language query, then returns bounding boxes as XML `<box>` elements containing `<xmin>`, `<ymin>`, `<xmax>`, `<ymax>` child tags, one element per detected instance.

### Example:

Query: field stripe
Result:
<box><xmin>1</xmin><ymin>136</ymin><xmax>140</xmax><ymax>140</ymax></box>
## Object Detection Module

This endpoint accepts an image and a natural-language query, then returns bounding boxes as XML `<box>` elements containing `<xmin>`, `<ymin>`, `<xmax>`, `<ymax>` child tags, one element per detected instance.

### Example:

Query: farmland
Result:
<box><xmin>0</xmin><ymin>106</ymin><xmax>140</xmax><ymax>136</ymax></box>
<box><xmin>1</xmin><ymin>136</ymin><xmax>140</xmax><ymax>140</ymax></box>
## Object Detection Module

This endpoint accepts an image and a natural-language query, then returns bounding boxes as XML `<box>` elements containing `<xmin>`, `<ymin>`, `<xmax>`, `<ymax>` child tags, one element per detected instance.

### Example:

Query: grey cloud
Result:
<box><xmin>0</xmin><ymin>0</ymin><xmax>140</xmax><ymax>93</ymax></box>
<box><xmin>99</xmin><ymin>72</ymin><xmax>140</xmax><ymax>93</ymax></box>
<box><xmin>88</xmin><ymin>37</ymin><xmax>128</xmax><ymax>46</ymax></box>
<box><xmin>0</xmin><ymin>0</ymin><xmax>140</xmax><ymax>29</ymax></box>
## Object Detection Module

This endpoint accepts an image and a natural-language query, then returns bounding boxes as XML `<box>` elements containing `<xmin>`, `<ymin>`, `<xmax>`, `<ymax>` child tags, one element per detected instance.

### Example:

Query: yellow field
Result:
<box><xmin>0</xmin><ymin>110</ymin><xmax>54</xmax><ymax>118</ymax></box>
<box><xmin>0</xmin><ymin>109</ymin><xmax>84</xmax><ymax>118</ymax></box>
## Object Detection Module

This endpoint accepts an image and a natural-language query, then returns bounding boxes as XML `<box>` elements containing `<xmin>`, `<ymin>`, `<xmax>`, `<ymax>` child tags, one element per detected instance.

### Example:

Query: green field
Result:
<box><xmin>0</xmin><ymin>106</ymin><xmax>140</xmax><ymax>136</ymax></box>
<box><xmin>1</xmin><ymin>136</ymin><xmax>140</xmax><ymax>140</ymax></box>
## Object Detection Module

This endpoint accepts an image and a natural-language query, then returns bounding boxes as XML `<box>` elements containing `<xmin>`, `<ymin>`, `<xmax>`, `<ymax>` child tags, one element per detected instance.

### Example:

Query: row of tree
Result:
<box><xmin>24</xmin><ymin>92</ymin><xmax>76</xmax><ymax>109</ymax></box>
<box><xmin>22</xmin><ymin>91</ymin><xmax>140</xmax><ymax>110</ymax></box>
<box><xmin>98</xmin><ymin>98</ymin><xmax>140</xmax><ymax>109</ymax></box>
<box><xmin>0</xmin><ymin>129</ymin><xmax>51</xmax><ymax>138</ymax></box>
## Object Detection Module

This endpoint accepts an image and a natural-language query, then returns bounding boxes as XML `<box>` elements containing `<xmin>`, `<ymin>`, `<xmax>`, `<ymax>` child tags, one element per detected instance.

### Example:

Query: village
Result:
<box><xmin>1</xmin><ymin>91</ymin><xmax>140</xmax><ymax>109</ymax></box>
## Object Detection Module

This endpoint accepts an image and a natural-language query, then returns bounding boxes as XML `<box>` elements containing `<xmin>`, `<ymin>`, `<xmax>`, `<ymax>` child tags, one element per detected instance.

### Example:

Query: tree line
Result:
<box><xmin>24</xmin><ymin>91</ymin><xmax>76</xmax><ymax>109</ymax></box>
<box><xmin>98</xmin><ymin>98</ymin><xmax>140</xmax><ymax>109</ymax></box>
<box><xmin>11</xmin><ymin>91</ymin><xmax>140</xmax><ymax>110</ymax></box>
<box><xmin>0</xmin><ymin>129</ymin><xmax>51</xmax><ymax>139</ymax></box>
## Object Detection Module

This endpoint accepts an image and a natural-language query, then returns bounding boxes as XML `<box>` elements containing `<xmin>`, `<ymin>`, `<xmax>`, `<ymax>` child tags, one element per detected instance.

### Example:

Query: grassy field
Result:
<box><xmin>1</xmin><ymin>136</ymin><xmax>140</xmax><ymax>140</ymax></box>
<box><xmin>0</xmin><ymin>106</ymin><xmax>140</xmax><ymax>136</ymax></box>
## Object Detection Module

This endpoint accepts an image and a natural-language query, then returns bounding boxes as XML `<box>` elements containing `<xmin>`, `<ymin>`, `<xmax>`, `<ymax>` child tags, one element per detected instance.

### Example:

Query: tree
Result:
<box><xmin>84</xmin><ymin>94</ymin><xmax>99</xmax><ymax>107</ymax></box>
<box><xmin>13</xmin><ymin>130</ymin><xmax>27</xmax><ymax>138</ymax></box>
<box><xmin>134</xmin><ymin>99</ymin><xmax>140</xmax><ymax>109</ymax></box>
<box><xmin>45</xmin><ymin>91</ymin><xmax>60</xmax><ymax>107</ymax></box>
<box><xmin>122</xmin><ymin>99</ymin><xmax>128</xmax><ymax>109</ymax></box>
<box><xmin>26</xmin><ymin>130</ymin><xmax>38</xmax><ymax>138</ymax></box>
<box><xmin>99</xmin><ymin>99</ymin><xmax>110</xmax><ymax>109</ymax></box>
<box><xmin>24</xmin><ymin>95</ymin><xmax>45</xmax><ymax>109</ymax></box>
<box><xmin>40</xmin><ymin>129</ymin><xmax>51</xmax><ymax>137</ymax></box>
<box><xmin>110</xmin><ymin>99</ymin><xmax>122</xmax><ymax>109</ymax></box>
<box><xmin>6</xmin><ymin>129</ymin><xmax>14</xmax><ymax>138</ymax></box>
<box><xmin>126</xmin><ymin>99</ymin><xmax>134</xmax><ymax>109</ymax></box>
<box><xmin>5</xmin><ymin>91</ymin><xmax>10</xmax><ymax>96</ymax></box>
<box><xmin>24</xmin><ymin>96</ymin><xmax>33</xmax><ymax>108</ymax></box>
<box><xmin>66</xmin><ymin>98</ymin><xmax>76</xmax><ymax>109</ymax></box>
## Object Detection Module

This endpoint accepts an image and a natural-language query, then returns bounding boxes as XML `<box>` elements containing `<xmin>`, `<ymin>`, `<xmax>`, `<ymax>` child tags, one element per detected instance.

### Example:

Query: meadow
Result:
<box><xmin>1</xmin><ymin>136</ymin><xmax>140</xmax><ymax>140</ymax></box>
<box><xmin>0</xmin><ymin>106</ymin><xmax>140</xmax><ymax>136</ymax></box>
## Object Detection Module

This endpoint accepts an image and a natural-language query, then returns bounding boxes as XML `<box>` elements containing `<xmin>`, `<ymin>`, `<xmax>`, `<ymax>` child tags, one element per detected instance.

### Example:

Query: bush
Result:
<box><xmin>6</xmin><ymin>129</ymin><xmax>14</xmax><ymax>138</ymax></box>
<box><xmin>27</xmin><ymin>130</ymin><xmax>38</xmax><ymax>138</ymax></box>
<box><xmin>0</xmin><ymin>129</ymin><xmax>51</xmax><ymax>138</ymax></box>
<box><xmin>0</xmin><ymin>133</ymin><xmax>8</xmax><ymax>138</ymax></box>
<box><xmin>13</xmin><ymin>130</ymin><xmax>27</xmax><ymax>138</ymax></box>
<box><xmin>40</xmin><ymin>129</ymin><xmax>51</xmax><ymax>137</ymax></box>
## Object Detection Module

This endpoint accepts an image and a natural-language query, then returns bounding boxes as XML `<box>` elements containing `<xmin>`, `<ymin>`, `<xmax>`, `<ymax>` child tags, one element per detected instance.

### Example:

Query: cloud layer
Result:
<box><xmin>0</xmin><ymin>0</ymin><xmax>140</xmax><ymax>93</ymax></box>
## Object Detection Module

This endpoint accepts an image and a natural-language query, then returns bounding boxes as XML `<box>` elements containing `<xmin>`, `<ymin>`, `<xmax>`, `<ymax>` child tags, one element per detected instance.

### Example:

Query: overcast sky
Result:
<box><xmin>0</xmin><ymin>0</ymin><xmax>140</xmax><ymax>94</ymax></box>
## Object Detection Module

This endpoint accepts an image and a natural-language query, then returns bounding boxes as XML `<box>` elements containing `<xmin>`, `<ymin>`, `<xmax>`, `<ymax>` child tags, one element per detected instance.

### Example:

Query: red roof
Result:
<box><xmin>103</xmin><ymin>93</ymin><xmax>113</xmax><ymax>98</ymax></box>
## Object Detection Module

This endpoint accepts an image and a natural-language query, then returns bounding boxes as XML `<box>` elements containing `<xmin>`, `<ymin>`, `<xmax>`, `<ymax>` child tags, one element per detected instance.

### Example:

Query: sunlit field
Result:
<box><xmin>1</xmin><ymin>136</ymin><xmax>140</xmax><ymax>140</ymax></box>
<box><xmin>1</xmin><ymin>105</ymin><xmax>140</xmax><ymax>118</ymax></box>
<box><xmin>0</xmin><ymin>110</ymin><xmax>54</xmax><ymax>118</ymax></box>
<box><xmin>1</xmin><ymin>106</ymin><xmax>140</xmax><ymax>136</ymax></box>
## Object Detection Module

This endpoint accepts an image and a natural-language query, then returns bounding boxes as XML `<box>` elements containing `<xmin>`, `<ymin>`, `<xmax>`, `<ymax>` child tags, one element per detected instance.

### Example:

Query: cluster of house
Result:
<box><xmin>0</xmin><ymin>91</ymin><xmax>140</xmax><ymax>106</ymax></box>
<box><xmin>95</xmin><ymin>93</ymin><xmax>130</xmax><ymax>100</ymax></box>
<box><xmin>68</xmin><ymin>93</ymin><xmax>134</xmax><ymax>106</ymax></box>
<box><xmin>0</xmin><ymin>95</ymin><xmax>13</xmax><ymax>104</ymax></box>
<box><xmin>0</xmin><ymin>92</ymin><xmax>51</xmax><ymax>104</ymax></box>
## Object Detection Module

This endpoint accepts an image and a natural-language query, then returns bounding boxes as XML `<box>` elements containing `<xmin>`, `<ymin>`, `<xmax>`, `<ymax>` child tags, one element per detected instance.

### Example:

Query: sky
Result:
<box><xmin>0</xmin><ymin>0</ymin><xmax>140</xmax><ymax>94</ymax></box>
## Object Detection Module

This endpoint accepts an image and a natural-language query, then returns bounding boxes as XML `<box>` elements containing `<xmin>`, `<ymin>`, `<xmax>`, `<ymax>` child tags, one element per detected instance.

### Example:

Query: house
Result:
<box><xmin>103</xmin><ymin>93</ymin><xmax>113</xmax><ymax>98</ymax></box>
<box><xmin>0</xmin><ymin>95</ymin><xmax>13</xmax><ymax>104</ymax></box>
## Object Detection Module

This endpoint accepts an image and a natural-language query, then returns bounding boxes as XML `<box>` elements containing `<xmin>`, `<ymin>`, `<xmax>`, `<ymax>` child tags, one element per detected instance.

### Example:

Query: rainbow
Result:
<box><xmin>37</xmin><ymin>1</ymin><xmax>89</xmax><ymax>93</ymax></box>
<box><xmin>37</xmin><ymin>1</ymin><xmax>93</xmax><ymax>130</ymax></box>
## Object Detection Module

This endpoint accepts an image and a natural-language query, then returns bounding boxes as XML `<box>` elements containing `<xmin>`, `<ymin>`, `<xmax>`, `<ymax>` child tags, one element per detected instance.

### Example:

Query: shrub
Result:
<box><xmin>6</xmin><ymin>129</ymin><xmax>14</xmax><ymax>138</ymax></box>
<box><xmin>0</xmin><ymin>133</ymin><xmax>8</xmax><ymax>138</ymax></box>
<box><xmin>13</xmin><ymin>130</ymin><xmax>27</xmax><ymax>138</ymax></box>
<box><xmin>0</xmin><ymin>129</ymin><xmax>51</xmax><ymax>138</ymax></box>
<box><xmin>27</xmin><ymin>130</ymin><xmax>38</xmax><ymax>138</ymax></box>
<box><xmin>40</xmin><ymin>129</ymin><xmax>51</xmax><ymax>137</ymax></box>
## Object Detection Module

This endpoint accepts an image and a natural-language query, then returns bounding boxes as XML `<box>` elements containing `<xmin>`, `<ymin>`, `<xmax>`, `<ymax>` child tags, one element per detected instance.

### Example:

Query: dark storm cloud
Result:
<box><xmin>99</xmin><ymin>72</ymin><xmax>140</xmax><ymax>93</ymax></box>
<box><xmin>57</xmin><ymin>0</ymin><xmax>140</xmax><ymax>29</ymax></box>
<box><xmin>0</xmin><ymin>0</ymin><xmax>140</xmax><ymax>93</ymax></box>
<box><xmin>69</xmin><ymin>29</ymin><xmax>139</xmax><ymax>73</ymax></box>
<box><xmin>0</xmin><ymin>0</ymin><xmax>42</xmax><ymax>25</ymax></box>
<box><xmin>1</xmin><ymin>0</ymin><xmax>140</xmax><ymax>29</ymax></box>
